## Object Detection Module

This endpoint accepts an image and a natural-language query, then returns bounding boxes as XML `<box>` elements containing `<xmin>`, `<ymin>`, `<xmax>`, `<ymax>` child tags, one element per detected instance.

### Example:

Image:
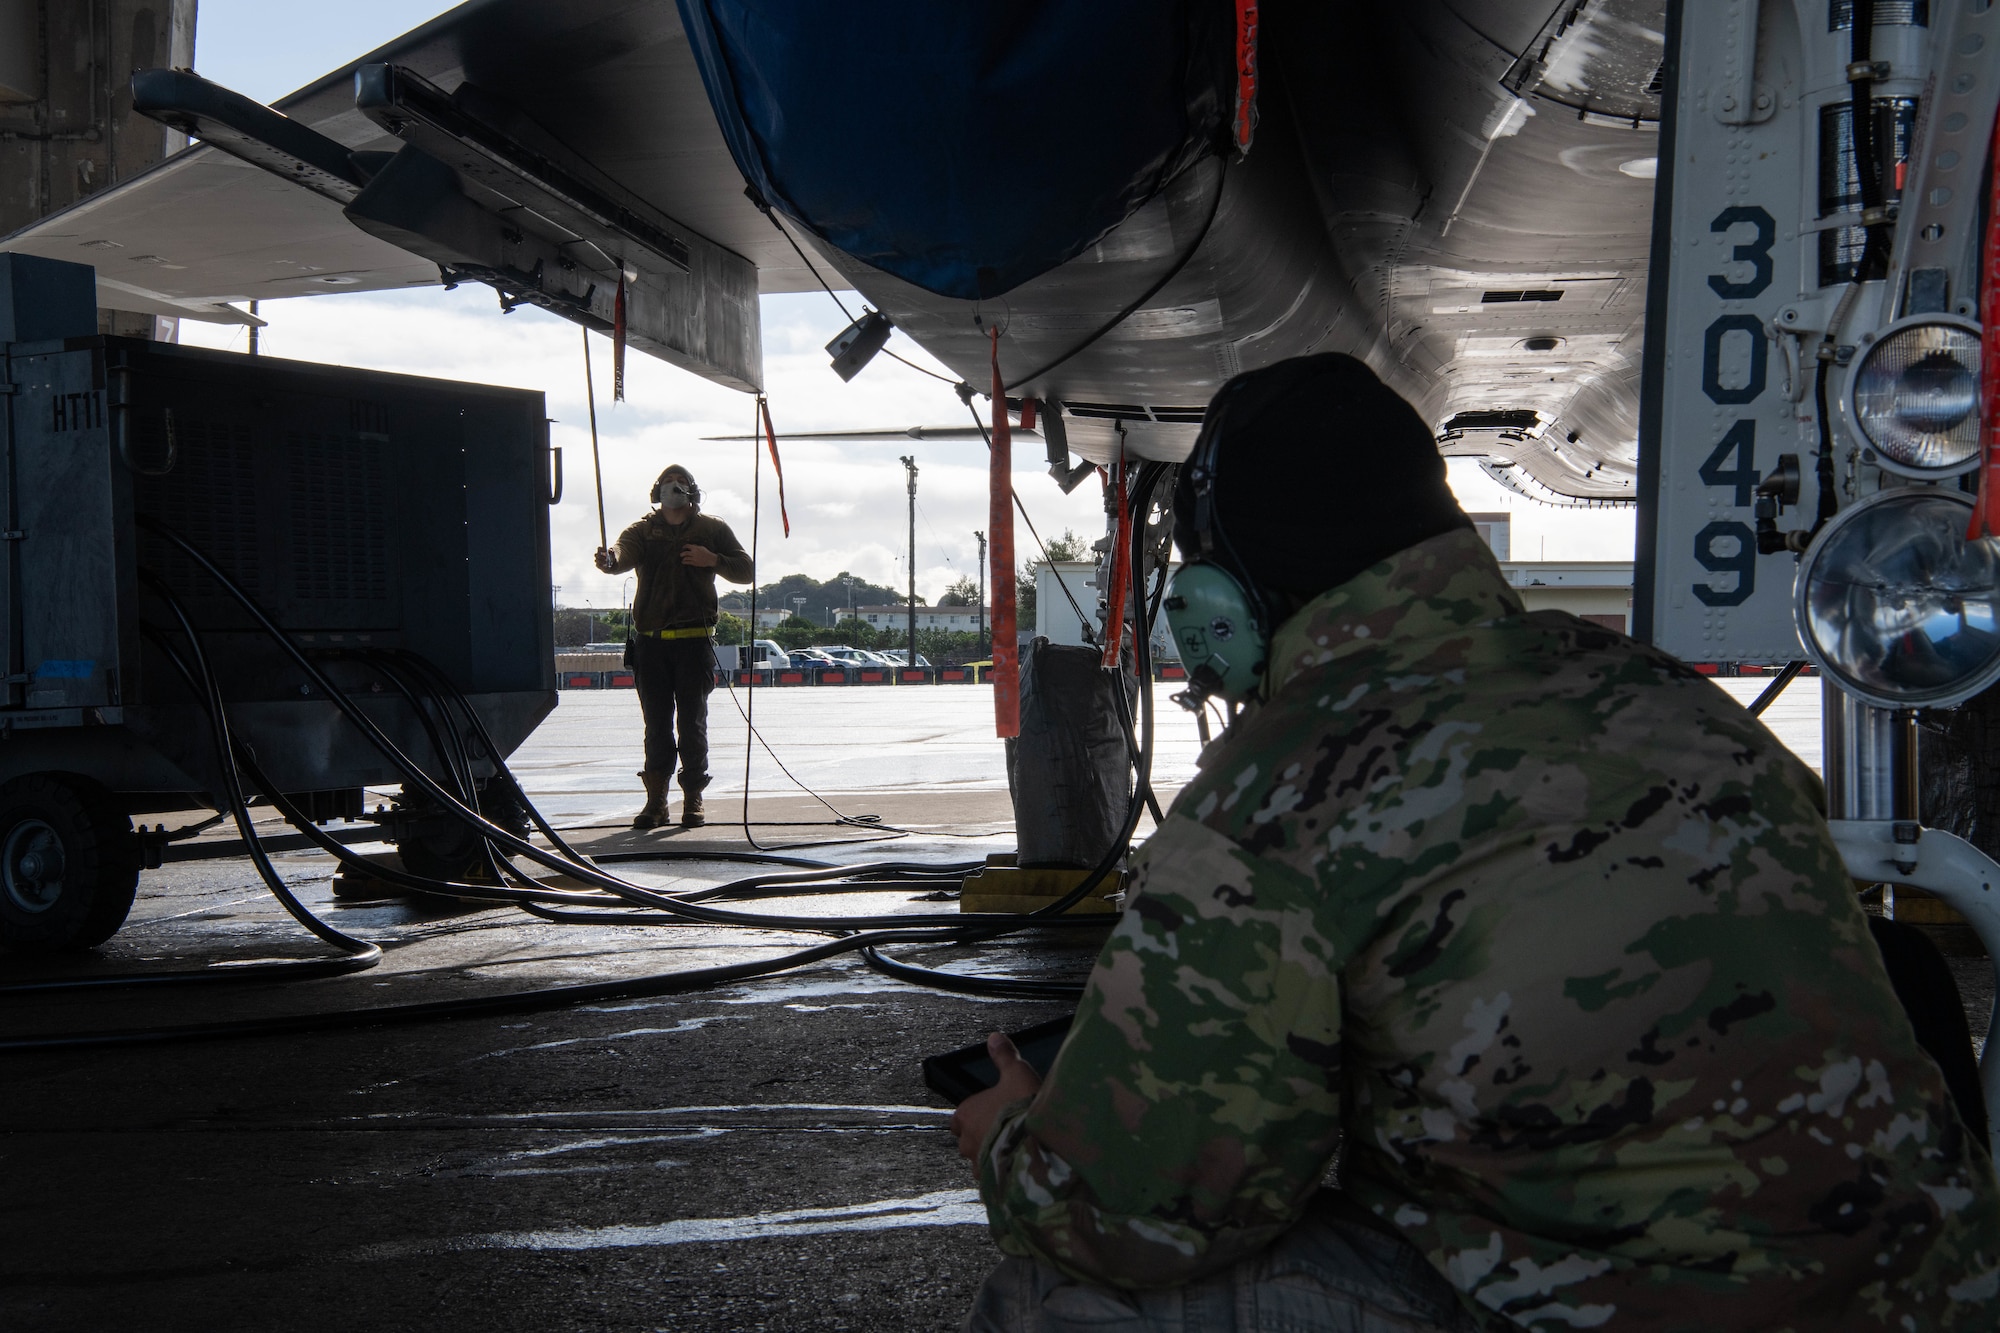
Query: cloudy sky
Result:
<box><xmin>179</xmin><ymin>2</ymin><xmax>1637</xmax><ymax>613</ymax></box>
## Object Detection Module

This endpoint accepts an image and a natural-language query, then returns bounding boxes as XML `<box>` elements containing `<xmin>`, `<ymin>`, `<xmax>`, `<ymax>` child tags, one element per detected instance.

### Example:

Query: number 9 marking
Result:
<box><xmin>1692</xmin><ymin>520</ymin><xmax>1756</xmax><ymax>606</ymax></box>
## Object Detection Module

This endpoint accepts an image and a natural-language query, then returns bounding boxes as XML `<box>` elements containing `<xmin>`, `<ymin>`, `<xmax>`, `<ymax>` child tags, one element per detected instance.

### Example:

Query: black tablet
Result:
<box><xmin>921</xmin><ymin>1013</ymin><xmax>1076</xmax><ymax>1105</ymax></box>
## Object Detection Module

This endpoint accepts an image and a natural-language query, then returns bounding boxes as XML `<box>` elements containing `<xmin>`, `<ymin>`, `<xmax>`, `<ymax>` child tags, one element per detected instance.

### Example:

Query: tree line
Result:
<box><xmin>558</xmin><ymin>531</ymin><xmax>1093</xmax><ymax>660</ymax></box>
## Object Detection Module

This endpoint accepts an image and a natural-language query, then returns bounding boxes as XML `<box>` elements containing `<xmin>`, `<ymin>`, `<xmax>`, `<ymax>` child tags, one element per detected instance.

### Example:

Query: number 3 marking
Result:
<box><xmin>1708</xmin><ymin>205</ymin><xmax>1774</xmax><ymax>300</ymax></box>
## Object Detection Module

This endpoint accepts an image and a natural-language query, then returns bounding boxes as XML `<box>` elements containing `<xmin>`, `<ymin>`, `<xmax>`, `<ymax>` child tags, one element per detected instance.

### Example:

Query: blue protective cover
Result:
<box><xmin>675</xmin><ymin>0</ymin><xmax>1230</xmax><ymax>300</ymax></box>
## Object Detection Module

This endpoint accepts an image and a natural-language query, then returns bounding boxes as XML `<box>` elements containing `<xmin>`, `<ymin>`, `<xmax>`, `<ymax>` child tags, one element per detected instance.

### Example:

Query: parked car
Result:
<box><xmin>789</xmin><ymin>648</ymin><xmax>847</xmax><ymax>677</ymax></box>
<box><xmin>878</xmin><ymin>649</ymin><xmax>933</xmax><ymax>668</ymax></box>
<box><xmin>749</xmin><ymin>639</ymin><xmax>792</xmax><ymax>671</ymax></box>
<box><xmin>822</xmin><ymin>646</ymin><xmax>891</xmax><ymax>669</ymax></box>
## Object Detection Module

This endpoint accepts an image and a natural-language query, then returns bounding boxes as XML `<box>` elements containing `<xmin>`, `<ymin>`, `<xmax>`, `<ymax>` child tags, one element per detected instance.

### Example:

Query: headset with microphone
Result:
<box><xmin>1163</xmin><ymin>382</ymin><xmax>1271</xmax><ymax>706</ymax></box>
<box><xmin>651</xmin><ymin>468</ymin><xmax>701</xmax><ymax>510</ymax></box>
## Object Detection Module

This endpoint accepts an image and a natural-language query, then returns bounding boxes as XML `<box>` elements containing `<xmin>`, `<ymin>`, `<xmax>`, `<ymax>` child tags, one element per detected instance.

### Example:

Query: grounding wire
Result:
<box><xmin>860</xmin><ymin>461</ymin><xmax>1171</xmax><ymax>995</ymax></box>
<box><xmin>962</xmin><ymin>397</ymin><xmax>1099</xmax><ymax>643</ymax></box>
<box><xmin>0</xmin><ymin>636</ymin><xmax>1027</xmax><ymax>1036</ymax></box>
<box><xmin>11</xmin><ymin>618</ymin><xmax>1086</xmax><ymax>1044</ymax></box>
<box><xmin>1001</xmin><ymin>159</ymin><xmax>1229</xmax><ymax>392</ymax></box>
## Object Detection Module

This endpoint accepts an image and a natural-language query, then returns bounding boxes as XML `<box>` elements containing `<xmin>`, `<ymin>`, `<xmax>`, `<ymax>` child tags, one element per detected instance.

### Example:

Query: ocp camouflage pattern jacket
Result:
<box><xmin>977</xmin><ymin>527</ymin><xmax>2000</xmax><ymax>1331</ymax></box>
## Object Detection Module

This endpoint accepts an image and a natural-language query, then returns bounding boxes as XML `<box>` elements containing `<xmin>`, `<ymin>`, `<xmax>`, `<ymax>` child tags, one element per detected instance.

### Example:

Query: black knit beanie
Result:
<box><xmin>1172</xmin><ymin>354</ymin><xmax>1470</xmax><ymax>602</ymax></box>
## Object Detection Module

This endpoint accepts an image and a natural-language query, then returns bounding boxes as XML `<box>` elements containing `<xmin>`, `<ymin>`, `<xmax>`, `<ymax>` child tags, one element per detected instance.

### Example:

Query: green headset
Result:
<box><xmin>1163</xmin><ymin>383</ymin><xmax>1271</xmax><ymax>705</ymax></box>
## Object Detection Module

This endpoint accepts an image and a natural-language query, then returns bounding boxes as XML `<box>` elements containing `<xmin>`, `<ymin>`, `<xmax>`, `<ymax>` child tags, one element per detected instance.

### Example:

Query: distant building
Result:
<box><xmin>1501</xmin><ymin>561</ymin><xmax>1634</xmax><ymax>632</ymax></box>
<box><xmin>1467</xmin><ymin>511</ymin><xmax>1512</xmax><ymax>560</ymax></box>
<box><xmin>1036</xmin><ymin>561</ymin><xmax>1180</xmax><ymax>661</ymax></box>
<box><xmin>1469</xmin><ymin>511</ymin><xmax>1630</xmax><ymax>630</ymax></box>
<box><xmin>1032</xmin><ymin>512</ymin><xmax>1632</xmax><ymax>646</ymax></box>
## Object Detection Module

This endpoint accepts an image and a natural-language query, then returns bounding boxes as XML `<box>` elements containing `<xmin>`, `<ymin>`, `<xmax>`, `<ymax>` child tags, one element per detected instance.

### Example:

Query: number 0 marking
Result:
<box><xmin>1702</xmin><ymin>314</ymin><xmax>1768</xmax><ymax>405</ymax></box>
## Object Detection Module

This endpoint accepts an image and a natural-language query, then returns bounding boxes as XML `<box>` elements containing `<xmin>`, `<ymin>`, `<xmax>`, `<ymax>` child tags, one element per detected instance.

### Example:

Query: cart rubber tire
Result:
<box><xmin>0</xmin><ymin>776</ymin><xmax>141</xmax><ymax>952</ymax></box>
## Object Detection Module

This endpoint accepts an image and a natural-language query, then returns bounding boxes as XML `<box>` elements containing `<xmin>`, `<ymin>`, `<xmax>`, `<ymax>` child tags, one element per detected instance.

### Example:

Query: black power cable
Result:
<box><xmin>274</xmin><ymin>544</ymin><xmax>1114</xmax><ymax>926</ymax></box>
<box><xmin>56</xmin><ymin>577</ymin><xmax>389</xmax><ymax>989</ymax></box>
<box><xmin>0</xmin><ymin>926</ymin><xmax>1051</xmax><ymax>1053</ymax></box>
<box><xmin>130</xmin><ymin>518</ymin><xmax>1054</xmax><ymax>930</ymax></box>
<box><xmin>143</xmin><ymin>577</ymin><xmax>383</xmax><ymax>966</ymax></box>
<box><xmin>1747</xmin><ymin>661</ymin><xmax>1810</xmax><ymax>719</ymax></box>
<box><xmin>4</xmin><ymin>501</ymin><xmax>1178</xmax><ymax>1040</ymax></box>
<box><xmin>1848</xmin><ymin>0</ymin><xmax>1891</xmax><ymax>282</ymax></box>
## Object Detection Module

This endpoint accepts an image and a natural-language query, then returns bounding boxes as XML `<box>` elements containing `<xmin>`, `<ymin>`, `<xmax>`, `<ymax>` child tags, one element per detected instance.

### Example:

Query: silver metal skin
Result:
<box><xmin>1821</xmin><ymin>682</ymin><xmax>1918</xmax><ymax>822</ymax></box>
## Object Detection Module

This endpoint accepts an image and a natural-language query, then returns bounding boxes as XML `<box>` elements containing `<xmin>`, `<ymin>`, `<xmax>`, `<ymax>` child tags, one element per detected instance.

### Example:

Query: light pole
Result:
<box><xmin>902</xmin><ymin>456</ymin><xmax>919</xmax><ymax>672</ymax></box>
<box><xmin>791</xmin><ymin>595</ymin><xmax>807</xmax><ymax>627</ymax></box>
<box><xmin>842</xmin><ymin>574</ymin><xmax>854</xmax><ymax>627</ymax></box>
<box><xmin>974</xmin><ymin>531</ymin><xmax>987</xmax><ymax>659</ymax></box>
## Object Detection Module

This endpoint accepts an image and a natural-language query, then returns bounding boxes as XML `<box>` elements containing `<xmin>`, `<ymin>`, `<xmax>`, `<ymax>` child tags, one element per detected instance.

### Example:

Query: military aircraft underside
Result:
<box><xmin>1</xmin><ymin>0</ymin><xmax>1660</xmax><ymax>505</ymax></box>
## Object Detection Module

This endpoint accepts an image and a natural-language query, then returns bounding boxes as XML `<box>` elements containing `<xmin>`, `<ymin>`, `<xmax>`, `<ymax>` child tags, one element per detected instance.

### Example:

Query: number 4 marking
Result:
<box><xmin>1697</xmin><ymin>421</ymin><xmax>1759</xmax><ymax>507</ymax></box>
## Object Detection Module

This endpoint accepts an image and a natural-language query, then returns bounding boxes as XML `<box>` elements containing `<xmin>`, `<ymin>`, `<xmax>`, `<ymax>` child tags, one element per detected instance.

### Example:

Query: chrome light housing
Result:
<box><xmin>1843</xmin><ymin>313</ymin><xmax>1983</xmax><ymax>477</ymax></box>
<box><xmin>1795</xmin><ymin>486</ymin><xmax>2000</xmax><ymax>709</ymax></box>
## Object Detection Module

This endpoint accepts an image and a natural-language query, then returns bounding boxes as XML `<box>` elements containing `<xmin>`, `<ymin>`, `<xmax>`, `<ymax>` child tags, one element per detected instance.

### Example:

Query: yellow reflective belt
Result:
<box><xmin>640</xmin><ymin>626</ymin><xmax>715</xmax><ymax>641</ymax></box>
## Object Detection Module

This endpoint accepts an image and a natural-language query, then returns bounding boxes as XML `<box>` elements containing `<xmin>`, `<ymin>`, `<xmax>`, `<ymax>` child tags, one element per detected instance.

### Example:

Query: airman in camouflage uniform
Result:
<box><xmin>957</xmin><ymin>356</ymin><xmax>1999</xmax><ymax>1332</ymax></box>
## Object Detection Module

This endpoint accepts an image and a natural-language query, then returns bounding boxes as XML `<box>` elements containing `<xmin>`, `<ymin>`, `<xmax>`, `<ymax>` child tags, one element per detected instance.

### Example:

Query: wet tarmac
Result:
<box><xmin>1</xmin><ymin>680</ymin><xmax>1988</xmax><ymax>1332</ymax></box>
<box><xmin>0</xmin><ymin>689</ymin><xmax>1154</xmax><ymax>1332</ymax></box>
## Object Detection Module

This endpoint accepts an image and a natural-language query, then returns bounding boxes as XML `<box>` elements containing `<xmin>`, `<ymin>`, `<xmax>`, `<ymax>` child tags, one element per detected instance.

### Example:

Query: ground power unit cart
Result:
<box><xmin>0</xmin><ymin>256</ymin><xmax>557</xmax><ymax>951</ymax></box>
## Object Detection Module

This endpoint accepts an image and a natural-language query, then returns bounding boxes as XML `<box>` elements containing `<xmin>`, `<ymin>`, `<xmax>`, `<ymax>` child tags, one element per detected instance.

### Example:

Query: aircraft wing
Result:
<box><xmin>0</xmin><ymin>0</ymin><xmax>820</xmax><ymax>386</ymax></box>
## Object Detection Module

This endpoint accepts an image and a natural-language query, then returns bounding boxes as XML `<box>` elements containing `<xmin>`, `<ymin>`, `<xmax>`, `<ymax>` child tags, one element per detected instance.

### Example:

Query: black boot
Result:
<box><xmin>632</xmin><ymin>772</ymin><xmax>670</xmax><ymax>829</ymax></box>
